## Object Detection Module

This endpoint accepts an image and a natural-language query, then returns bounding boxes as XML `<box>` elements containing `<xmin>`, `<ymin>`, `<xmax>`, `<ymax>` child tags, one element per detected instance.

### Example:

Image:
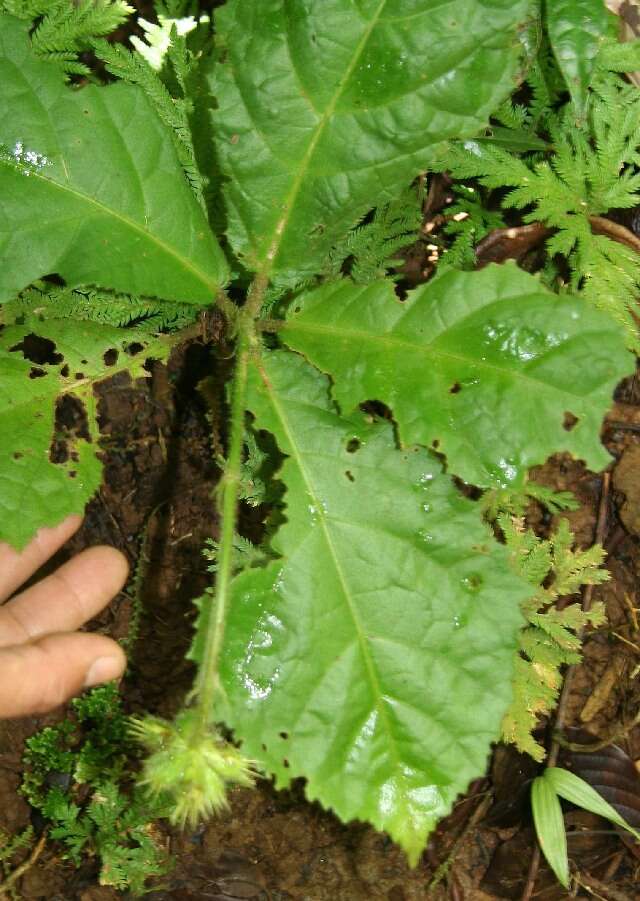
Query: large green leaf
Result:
<box><xmin>281</xmin><ymin>264</ymin><xmax>631</xmax><ymax>488</ymax></box>
<box><xmin>213</xmin><ymin>0</ymin><xmax>533</xmax><ymax>283</ymax></box>
<box><xmin>220</xmin><ymin>350</ymin><xmax>529</xmax><ymax>863</ymax></box>
<box><xmin>0</xmin><ymin>319</ymin><xmax>170</xmax><ymax>548</ymax></box>
<box><xmin>546</xmin><ymin>0</ymin><xmax>611</xmax><ymax>116</ymax></box>
<box><xmin>0</xmin><ymin>15</ymin><xmax>227</xmax><ymax>305</ymax></box>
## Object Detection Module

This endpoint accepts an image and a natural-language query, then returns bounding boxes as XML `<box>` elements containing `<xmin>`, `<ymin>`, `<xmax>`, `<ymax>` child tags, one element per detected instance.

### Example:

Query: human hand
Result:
<box><xmin>0</xmin><ymin>516</ymin><xmax>128</xmax><ymax>718</ymax></box>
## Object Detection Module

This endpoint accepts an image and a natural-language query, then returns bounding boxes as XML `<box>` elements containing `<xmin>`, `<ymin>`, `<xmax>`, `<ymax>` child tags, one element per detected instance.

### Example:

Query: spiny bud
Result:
<box><xmin>129</xmin><ymin>710</ymin><xmax>256</xmax><ymax>828</ymax></box>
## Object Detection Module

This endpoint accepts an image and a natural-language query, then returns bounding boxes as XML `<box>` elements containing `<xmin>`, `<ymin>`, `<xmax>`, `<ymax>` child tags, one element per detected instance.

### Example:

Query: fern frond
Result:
<box><xmin>204</xmin><ymin>534</ymin><xmax>266</xmax><ymax>575</ymax></box>
<box><xmin>524</xmin><ymin>482</ymin><xmax>579</xmax><ymax>513</ymax></box>
<box><xmin>8</xmin><ymin>0</ymin><xmax>133</xmax><ymax>75</ymax></box>
<box><xmin>326</xmin><ymin>184</ymin><xmax>423</xmax><ymax>283</ymax></box>
<box><xmin>439</xmin><ymin>185</ymin><xmax>506</xmax><ymax>270</ymax></box>
<box><xmin>436</xmin><ymin>140</ymin><xmax>532</xmax><ymax>190</ymax></box>
<box><xmin>437</xmin><ymin>69</ymin><xmax>640</xmax><ymax>348</ymax></box>
<box><xmin>88</xmin><ymin>782</ymin><xmax>123</xmax><ymax>831</ymax></box>
<box><xmin>1</xmin><ymin>284</ymin><xmax>197</xmax><ymax>332</ymax></box>
<box><xmin>528</xmin><ymin>39</ymin><xmax>568</xmax><ymax>125</ymax></box>
<box><xmin>166</xmin><ymin>31</ymin><xmax>192</xmax><ymax>97</ymax></box>
<box><xmin>550</xmin><ymin>520</ymin><xmax>608</xmax><ymax>596</ymax></box>
<box><xmin>32</xmin><ymin>1</ymin><xmax>133</xmax><ymax>52</ymax></box>
<box><xmin>259</xmin><ymin>274</ymin><xmax>318</xmax><ymax>316</ymax></box>
<box><xmin>44</xmin><ymin>779</ymin><xmax>169</xmax><ymax>890</ymax></box>
<box><xmin>97</xmin><ymin>800</ymin><xmax>169</xmax><ymax>896</ymax></box>
<box><xmin>596</xmin><ymin>36</ymin><xmax>640</xmax><ymax>76</ymax></box>
<box><xmin>0</xmin><ymin>826</ymin><xmax>34</xmax><ymax>867</ymax></box>
<box><xmin>500</xmin><ymin>515</ymin><xmax>553</xmax><ymax>587</ymax></box>
<box><xmin>501</xmin><ymin>656</ymin><xmax>559</xmax><ymax>759</ymax></box>
<box><xmin>501</xmin><ymin>516</ymin><xmax>608</xmax><ymax>761</ymax></box>
<box><xmin>494</xmin><ymin>97</ymin><xmax>530</xmax><ymax>130</ymax></box>
<box><xmin>44</xmin><ymin>788</ymin><xmax>91</xmax><ymax>864</ymax></box>
<box><xmin>0</xmin><ymin>0</ymin><xmax>62</xmax><ymax>18</ymax></box>
<box><xmin>93</xmin><ymin>38</ymin><xmax>205</xmax><ymax>207</ymax></box>
<box><xmin>482</xmin><ymin>481</ymin><xmax>578</xmax><ymax>520</ymax></box>
<box><xmin>529</xmin><ymin>607</ymin><xmax>598</xmax><ymax>651</ymax></box>
<box><xmin>239</xmin><ymin>430</ymin><xmax>271</xmax><ymax>507</ymax></box>
<box><xmin>573</xmin><ymin>232</ymin><xmax>640</xmax><ymax>350</ymax></box>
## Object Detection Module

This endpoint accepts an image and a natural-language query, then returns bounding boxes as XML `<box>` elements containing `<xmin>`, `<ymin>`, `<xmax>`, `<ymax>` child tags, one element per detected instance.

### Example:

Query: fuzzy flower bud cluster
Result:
<box><xmin>129</xmin><ymin>710</ymin><xmax>255</xmax><ymax>828</ymax></box>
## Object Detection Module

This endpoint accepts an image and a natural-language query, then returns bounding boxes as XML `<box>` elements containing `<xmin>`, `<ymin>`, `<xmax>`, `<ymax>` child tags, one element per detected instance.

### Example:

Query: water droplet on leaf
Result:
<box><xmin>460</xmin><ymin>573</ymin><xmax>483</xmax><ymax>592</ymax></box>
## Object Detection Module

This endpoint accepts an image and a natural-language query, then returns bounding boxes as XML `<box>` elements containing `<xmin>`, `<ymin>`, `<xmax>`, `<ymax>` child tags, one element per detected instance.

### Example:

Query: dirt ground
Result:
<box><xmin>1</xmin><ymin>331</ymin><xmax>640</xmax><ymax>901</ymax></box>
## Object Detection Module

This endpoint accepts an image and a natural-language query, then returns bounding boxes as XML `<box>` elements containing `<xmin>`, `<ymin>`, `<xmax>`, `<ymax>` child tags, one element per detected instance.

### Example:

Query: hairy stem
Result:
<box><xmin>192</xmin><ymin>277</ymin><xmax>268</xmax><ymax>730</ymax></box>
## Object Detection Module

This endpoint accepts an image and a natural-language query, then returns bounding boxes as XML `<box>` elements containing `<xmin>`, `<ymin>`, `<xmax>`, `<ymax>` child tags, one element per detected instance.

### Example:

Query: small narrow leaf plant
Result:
<box><xmin>0</xmin><ymin>0</ymin><xmax>636</xmax><ymax>869</ymax></box>
<box><xmin>532</xmin><ymin>766</ymin><xmax>640</xmax><ymax>887</ymax></box>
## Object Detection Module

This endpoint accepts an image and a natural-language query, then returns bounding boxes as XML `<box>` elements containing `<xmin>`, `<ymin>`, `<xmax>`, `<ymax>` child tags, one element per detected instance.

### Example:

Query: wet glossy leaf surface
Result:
<box><xmin>546</xmin><ymin>0</ymin><xmax>611</xmax><ymax>115</ymax></box>
<box><xmin>220</xmin><ymin>351</ymin><xmax>530</xmax><ymax>863</ymax></box>
<box><xmin>282</xmin><ymin>264</ymin><xmax>632</xmax><ymax>488</ymax></box>
<box><xmin>0</xmin><ymin>15</ymin><xmax>227</xmax><ymax>305</ymax></box>
<box><xmin>213</xmin><ymin>0</ymin><xmax>533</xmax><ymax>283</ymax></box>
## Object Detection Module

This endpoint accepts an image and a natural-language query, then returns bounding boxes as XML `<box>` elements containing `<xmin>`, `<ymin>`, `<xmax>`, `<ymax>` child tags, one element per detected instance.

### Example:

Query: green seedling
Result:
<box><xmin>0</xmin><ymin>0</ymin><xmax>635</xmax><ymax>869</ymax></box>
<box><xmin>532</xmin><ymin>766</ymin><xmax>640</xmax><ymax>888</ymax></box>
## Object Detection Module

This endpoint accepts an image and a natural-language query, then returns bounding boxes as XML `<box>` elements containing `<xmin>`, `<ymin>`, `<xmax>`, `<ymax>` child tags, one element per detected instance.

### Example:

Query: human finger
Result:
<box><xmin>0</xmin><ymin>632</ymin><xmax>126</xmax><ymax>718</ymax></box>
<box><xmin>0</xmin><ymin>546</ymin><xmax>129</xmax><ymax>649</ymax></box>
<box><xmin>0</xmin><ymin>516</ymin><xmax>82</xmax><ymax>601</ymax></box>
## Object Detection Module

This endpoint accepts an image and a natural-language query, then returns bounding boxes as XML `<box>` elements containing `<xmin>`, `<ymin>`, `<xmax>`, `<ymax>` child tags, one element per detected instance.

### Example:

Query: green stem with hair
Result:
<box><xmin>130</xmin><ymin>277</ymin><xmax>269</xmax><ymax>826</ymax></box>
<box><xmin>192</xmin><ymin>276</ymin><xmax>269</xmax><ymax>731</ymax></box>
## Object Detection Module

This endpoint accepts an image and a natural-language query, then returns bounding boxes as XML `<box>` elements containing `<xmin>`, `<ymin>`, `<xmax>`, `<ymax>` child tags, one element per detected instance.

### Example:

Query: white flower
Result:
<box><xmin>130</xmin><ymin>15</ymin><xmax>209</xmax><ymax>71</ymax></box>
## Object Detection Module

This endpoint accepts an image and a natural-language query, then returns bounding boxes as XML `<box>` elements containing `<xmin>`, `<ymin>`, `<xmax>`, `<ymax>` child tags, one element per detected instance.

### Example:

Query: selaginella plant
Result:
<box><xmin>0</xmin><ymin>0</ymin><xmax>635</xmax><ymax>867</ymax></box>
<box><xmin>21</xmin><ymin>685</ymin><xmax>170</xmax><ymax>894</ymax></box>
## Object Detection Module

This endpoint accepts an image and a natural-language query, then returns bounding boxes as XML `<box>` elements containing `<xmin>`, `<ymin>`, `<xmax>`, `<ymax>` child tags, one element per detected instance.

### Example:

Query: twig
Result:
<box><xmin>475</xmin><ymin>223</ymin><xmax>551</xmax><ymax>267</ymax></box>
<box><xmin>574</xmin><ymin>869</ymin><xmax>633</xmax><ymax>901</ymax></box>
<box><xmin>520</xmin><ymin>472</ymin><xmax>611</xmax><ymax>901</ymax></box>
<box><xmin>473</xmin><ymin>215</ymin><xmax>640</xmax><ymax>270</ymax></box>
<box><xmin>0</xmin><ymin>831</ymin><xmax>47</xmax><ymax>898</ymax></box>
<box><xmin>589</xmin><ymin>216</ymin><xmax>640</xmax><ymax>256</ymax></box>
<box><xmin>554</xmin><ymin>710</ymin><xmax>640</xmax><ymax>753</ymax></box>
<box><xmin>611</xmin><ymin>631</ymin><xmax>640</xmax><ymax>654</ymax></box>
<box><xmin>602</xmin><ymin>848</ymin><xmax>625</xmax><ymax>882</ymax></box>
<box><xmin>604</xmin><ymin>421</ymin><xmax>640</xmax><ymax>433</ymax></box>
<box><xmin>520</xmin><ymin>843</ymin><xmax>541</xmax><ymax>901</ymax></box>
<box><xmin>622</xmin><ymin>593</ymin><xmax>639</xmax><ymax>632</ymax></box>
<box><xmin>427</xmin><ymin>790</ymin><xmax>493</xmax><ymax>892</ymax></box>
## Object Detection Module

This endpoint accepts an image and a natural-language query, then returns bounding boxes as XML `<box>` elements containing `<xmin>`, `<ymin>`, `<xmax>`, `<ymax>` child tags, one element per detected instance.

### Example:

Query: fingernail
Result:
<box><xmin>84</xmin><ymin>656</ymin><xmax>123</xmax><ymax>688</ymax></box>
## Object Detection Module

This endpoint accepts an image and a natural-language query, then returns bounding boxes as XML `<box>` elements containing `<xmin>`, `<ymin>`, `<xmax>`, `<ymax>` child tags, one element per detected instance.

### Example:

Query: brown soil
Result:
<box><xmin>1</xmin><ymin>336</ymin><xmax>640</xmax><ymax>901</ymax></box>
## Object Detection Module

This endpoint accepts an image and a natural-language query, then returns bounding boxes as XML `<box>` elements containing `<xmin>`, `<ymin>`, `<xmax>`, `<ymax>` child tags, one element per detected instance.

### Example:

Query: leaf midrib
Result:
<box><xmin>255</xmin><ymin>357</ymin><xmax>404</xmax><ymax>777</ymax></box>
<box><xmin>3</xmin><ymin>46</ymin><xmax>220</xmax><ymax>296</ymax></box>
<box><xmin>0</xmin><ymin>160</ymin><xmax>219</xmax><ymax>296</ymax></box>
<box><xmin>283</xmin><ymin>319</ymin><xmax>600</xmax><ymax>399</ymax></box>
<box><xmin>259</xmin><ymin>0</ymin><xmax>389</xmax><ymax>277</ymax></box>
